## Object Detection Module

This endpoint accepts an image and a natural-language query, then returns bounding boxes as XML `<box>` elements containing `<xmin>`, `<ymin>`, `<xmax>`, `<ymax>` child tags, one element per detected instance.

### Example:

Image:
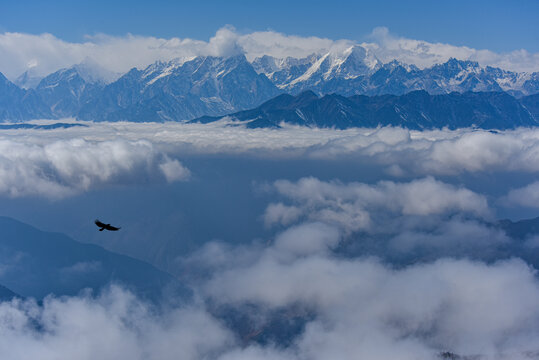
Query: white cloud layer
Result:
<box><xmin>0</xmin><ymin>123</ymin><xmax>538</xmax><ymax>358</ymax></box>
<box><xmin>260</xmin><ymin>177</ymin><xmax>510</xmax><ymax>255</ymax></box>
<box><xmin>2</xmin><ymin>235</ymin><xmax>539</xmax><ymax>359</ymax></box>
<box><xmin>2</xmin><ymin>123</ymin><xmax>539</xmax><ymax>198</ymax></box>
<box><xmin>0</xmin><ymin>287</ymin><xmax>233</xmax><ymax>360</ymax></box>
<box><xmin>0</xmin><ymin>26</ymin><xmax>537</xmax><ymax>80</ymax></box>
<box><xmin>0</xmin><ymin>136</ymin><xmax>189</xmax><ymax>198</ymax></box>
<box><xmin>31</xmin><ymin>122</ymin><xmax>539</xmax><ymax>175</ymax></box>
<box><xmin>266</xmin><ymin>176</ymin><xmax>491</xmax><ymax>232</ymax></box>
<box><xmin>202</xmin><ymin>237</ymin><xmax>539</xmax><ymax>359</ymax></box>
<box><xmin>504</xmin><ymin>181</ymin><xmax>539</xmax><ymax>208</ymax></box>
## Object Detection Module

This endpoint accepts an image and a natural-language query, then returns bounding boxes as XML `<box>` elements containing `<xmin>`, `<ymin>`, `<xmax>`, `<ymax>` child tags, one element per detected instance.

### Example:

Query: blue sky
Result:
<box><xmin>1</xmin><ymin>0</ymin><xmax>538</xmax><ymax>52</ymax></box>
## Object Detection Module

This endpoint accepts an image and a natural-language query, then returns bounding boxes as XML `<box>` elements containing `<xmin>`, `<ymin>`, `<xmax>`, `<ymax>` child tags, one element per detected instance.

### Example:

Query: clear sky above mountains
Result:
<box><xmin>1</xmin><ymin>0</ymin><xmax>538</xmax><ymax>53</ymax></box>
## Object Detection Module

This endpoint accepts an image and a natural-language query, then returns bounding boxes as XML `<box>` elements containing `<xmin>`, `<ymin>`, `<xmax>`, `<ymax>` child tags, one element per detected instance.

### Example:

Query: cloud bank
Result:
<box><xmin>260</xmin><ymin>176</ymin><xmax>512</xmax><ymax>259</ymax></box>
<box><xmin>1</xmin><ymin>119</ymin><xmax>538</xmax><ymax>357</ymax></box>
<box><xmin>0</xmin><ymin>26</ymin><xmax>537</xmax><ymax>81</ymax></box>
<box><xmin>2</xmin><ymin>230</ymin><xmax>538</xmax><ymax>359</ymax></box>
<box><xmin>201</xmin><ymin>241</ymin><xmax>539</xmax><ymax>359</ymax></box>
<box><xmin>504</xmin><ymin>181</ymin><xmax>539</xmax><ymax>209</ymax></box>
<box><xmin>1</xmin><ymin>123</ymin><xmax>539</xmax><ymax>198</ymax></box>
<box><xmin>0</xmin><ymin>136</ymin><xmax>189</xmax><ymax>198</ymax></box>
<box><xmin>266</xmin><ymin>176</ymin><xmax>491</xmax><ymax>231</ymax></box>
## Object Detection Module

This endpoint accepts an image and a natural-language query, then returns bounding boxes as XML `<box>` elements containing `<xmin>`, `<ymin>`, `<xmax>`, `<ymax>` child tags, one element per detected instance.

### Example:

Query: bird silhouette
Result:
<box><xmin>95</xmin><ymin>219</ymin><xmax>121</xmax><ymax>231</ymax></box>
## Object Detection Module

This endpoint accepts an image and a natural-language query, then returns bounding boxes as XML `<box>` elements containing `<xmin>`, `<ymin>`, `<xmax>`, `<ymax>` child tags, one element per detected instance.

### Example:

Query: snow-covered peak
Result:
<box><xmin>73</xmin><ymin>58</ymin><xmax>122</xmax><ymax>84</ymax></box>
<box><xmin>14</xmin><ymin>69</ymin><xmax>43</xmax><ymax>89</ymax></box>
<box><xmin>340</xmin><ymin>45</ymin><xmax>380</xmax><ymax>69</ymax></box>
<box><xmin>252</xmin><ymin>54</ymin><xmax>320</xmax><ymax>74</ymax></box>
<box><xmin>141</xmin><ymin>57</ymin><xmax>192</xmax><ymax>84</ymax></box>
<box><xmin>286</xmin><ymin>45</ymin><xmax>381</xmax><ymax>85</ymax></box>
<box><xmin>326</xmin><ymin>45</ymin><xmax>381</xmax><ymax>78</ymax></box>
<box><xmin>381</xmin><ymin>60</ymin><xmax>419</xmax><ymax>72</ymax></box>
<box><xmin>141</xmin><ymin>55</ymin><xmax>252</xmax><ymax>87</ymax></box>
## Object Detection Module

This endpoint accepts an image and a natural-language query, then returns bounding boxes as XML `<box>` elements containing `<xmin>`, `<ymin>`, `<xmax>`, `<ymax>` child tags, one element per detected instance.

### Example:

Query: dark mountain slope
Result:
<box><xmin>0</xmin><ymin>72</ymin><xmax>52</xmax><ymax>121</ymax></box>
<box><xmin>0</xmin><ymin>284</ymin><xmax>20</xmax><ymax>301</ymax></box>
<box><xmin>194</xmin><ymin>90</ymin><xmax>538</xmax><ymax>130</ymax></box>
<box><xmin>0</xmin><ymin>216</ymin><xmax>188</xmax><ymax>301</ymax></box>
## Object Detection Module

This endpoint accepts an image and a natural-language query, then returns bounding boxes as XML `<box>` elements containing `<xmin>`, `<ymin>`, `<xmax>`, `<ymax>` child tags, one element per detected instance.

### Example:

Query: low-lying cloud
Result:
<box><xmin>2</xmin><ymin>230</ymin><xmax>538</xmax><ymax>359</ymax></box>
<box><xmin>504</xmin><ymin>181</ymin><xmax>539</xmax><ymax>209</ymax></box>
<box><xmin>0</xmin><ymin>136</ymin><xmax>189</xmax><ymax>198</ymax></box>
<box><xmin>260</xmin><ymin>176</ymin><xmax>512</xmax><ymax>259</ymax></box>
<box><xmin>266</xmin><ymin>177</ymin><xmax>490</xmax><ymax>230</ymax></box>
<box><xmin>2</xmin><ymin>123</ymin><xmax>539</xmax><ymax>198</ymax></box>
<box><xmin>0</xmin><ymin>287</ymin><xmax>233</xmax><ymax>360</ymax></box>
<box><xmin>201</xmin><ymin>241</ymin><xmax>539</xmax><ymax>359</ymax></box>
<box><xmin>1</xmin><ymin>128</ymin><xmax>538</xmax><ymax>358</ymax></box>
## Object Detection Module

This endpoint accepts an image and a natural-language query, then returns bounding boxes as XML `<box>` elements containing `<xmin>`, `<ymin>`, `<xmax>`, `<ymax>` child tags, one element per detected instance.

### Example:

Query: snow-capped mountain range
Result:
<box><xmin>0</xmin><ymin>45</ymin><xmax>538</xmax><ymax>123</ymax></box>
<box><xmin>252</xmin><ymin>45</ymin><xmax>538</xmax><ymax>97</ymax></box>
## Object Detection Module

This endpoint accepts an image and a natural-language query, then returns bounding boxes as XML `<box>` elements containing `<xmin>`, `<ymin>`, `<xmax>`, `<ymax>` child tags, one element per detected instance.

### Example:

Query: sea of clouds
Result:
<box><xmin>1</xmin><ymin>230</ymin><xmax>538</xmax><ymax>359</ymax></box>
<box><xmin>0</xmin><ymin>122</ymin><xmax>539</xmax><ymax>359</ymax></box>
<box><xmin>0</xmin><ymin>122</ymin><xmax>538</xmax><ymax>199</ymax></box>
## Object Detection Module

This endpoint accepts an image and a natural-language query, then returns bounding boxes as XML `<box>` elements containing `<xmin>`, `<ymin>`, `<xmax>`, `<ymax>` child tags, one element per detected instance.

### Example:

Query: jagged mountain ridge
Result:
<box><xmin>253</xmin><ymin>47</ymin><xmax>539</xmax><ymax>97</ymax></box>
<box><xmin>35</xmin><ymin>66</ymin><xmax>106</xmax><ymax>118</ymax></box>
<box><xmin>0</xmin><ymin>72</ymin><xmax>52</xmax><ymax>120</ymax></box>
<box><xmin>77</xmin><ymin>55</ymin><xmax>282</xmax><ymax>122</ymax></box>
<box><xmin>193</xmin><ymin>90</ymin><xmax>539</xmax><ymax>130</ymax></box>
<box><xmin>0</xmin><ymin>49</ymin><xmax>538</xmax><ymax>122</ymax></box>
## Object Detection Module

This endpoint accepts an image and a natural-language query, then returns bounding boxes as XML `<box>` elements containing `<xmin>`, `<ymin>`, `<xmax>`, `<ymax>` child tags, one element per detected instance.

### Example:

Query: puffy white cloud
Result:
<box><xmin>158</xmin><ymin>157</ymin><xmax>191</xmax><ymax>183</ymax></box>
<box><xmin>2</xmin><ymin>242</ymin><xmax>537</xmax><ymax>359</ymax></box>
<box><xmin>307</xmin><ymin>126</ymin><xmax>539</xmax><ymax>175</ymax></box>
<box><xmin>1</xmin><ymin>193</ymin><xmax>538</xmax><ymax>360</ymax></box>
<box><xmin>263</xmin><ymin>203</ymin><xmax>302</xmax><ymax>227</ymax></box>
<box><xmin>238</xmin><ymin>30</ymin><xmax>352</xmax><ymax>60</ymax></box>
<box><xmin>0</xmin><ymin>286</ymin><xmax>233</xmax><ymax>360</ymax></box>
<box><xmin>0</xmin><ymin>136</ymin><xmax>189</xmax><ymax>198</ymax></box>
<box><xmin>258</xmin><ymin>176</ymin><xmax>518</xmax><ymax>258</ymax></box>
<box><xmin>273</xmin><ymin>222</ymin><xmax>340</xmax><ymax>258</ymax></box>
<box><xmin>0</xmin><ymin>26</ymin><xmax>536</xmax><ymax>81</ymax></box>
<box><xmin>198</xmin><ymin>227</ymin><xmax>539</xmax><ymax>359</ymax></box>
<box><xmin>3</xmin><ymin>122</ymin><xmax>539</xmax><ymax>198</ymax></box>
<box><xmin>504</xmin><ymin>181</ymin><xmax>539</xmax><ymax>208</ymax></box>
<box><xmin>29</xmin><ymin>122</ymin><xmax>539</xmax><ymax>175</ymax></box>
<box><xmin>388</xmin><ymin>218</ymin><xmax>509</xmax><ymax>253</ymax></box>
<box><xmin>265</xmin><ymin>177</ymin><xmax>491</xmax><ymax>233</ymax></box>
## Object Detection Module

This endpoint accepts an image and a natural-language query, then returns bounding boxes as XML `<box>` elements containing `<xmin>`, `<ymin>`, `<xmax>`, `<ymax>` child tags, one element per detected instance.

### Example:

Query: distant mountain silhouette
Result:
<box><xmin>0</xmin><ymin>283</ymin><xmax>20</xmax><ymax>301</ymax></box>
<box><xmin>0</xmin><ymin>216</ymin><xmax>189</xmax><ymax>301</ymax></box>
<box><xmin>193</xmin><ymin>90</ymin><xmax>539</xmax><ymax>130</ymax></box>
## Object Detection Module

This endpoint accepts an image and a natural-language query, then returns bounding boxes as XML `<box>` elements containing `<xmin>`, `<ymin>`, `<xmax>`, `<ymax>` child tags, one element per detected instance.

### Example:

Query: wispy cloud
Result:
<box><xmin>364</xmin><ymin>26</ymin><xmax>539</xmax><ymax>72</ymax></box>
<box><xmin>0</xmin><ymin>26</ymin><xmax>537</xmax><ymax>81</ymax></box>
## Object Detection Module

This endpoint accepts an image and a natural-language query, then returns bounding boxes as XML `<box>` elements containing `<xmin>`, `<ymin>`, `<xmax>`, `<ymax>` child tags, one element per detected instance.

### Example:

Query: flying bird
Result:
<box><xmin>95</xmin><ymin>219</ymin><xmax>121</xmax><ymax>231</ymax></box>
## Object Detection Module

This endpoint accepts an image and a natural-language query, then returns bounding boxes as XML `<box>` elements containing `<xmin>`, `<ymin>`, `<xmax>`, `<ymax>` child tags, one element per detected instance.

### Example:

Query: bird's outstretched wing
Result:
<box><xmin>95</xmin><ymin>219</ymin><xmax>121</xmax><ymax>231</ymax></box>
<box><xmin>95</xmin><ymin>219</ymin><xmax>106</xmax><ymax>227</ymax></box>
<box><xmin>106</xmin><ymin>224</ymin><xmax>121</xmax><ymax>231</ymax></box>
